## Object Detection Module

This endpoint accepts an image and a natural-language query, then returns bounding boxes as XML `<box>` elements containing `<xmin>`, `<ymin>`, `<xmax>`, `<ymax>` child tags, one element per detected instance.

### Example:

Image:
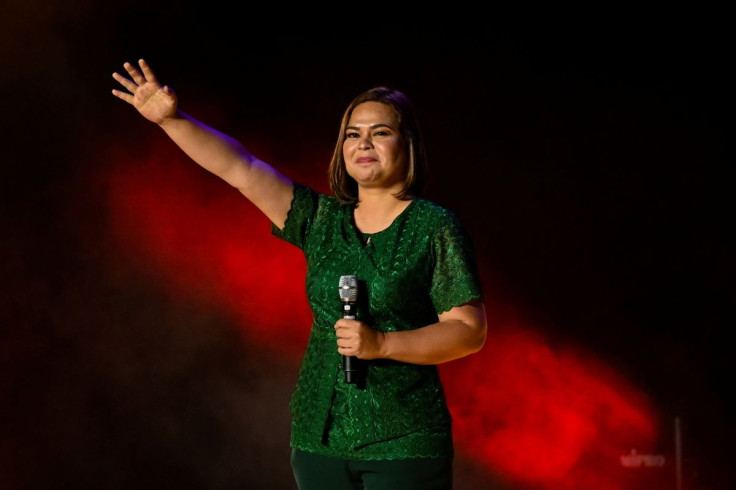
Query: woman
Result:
<box><xmin>112</xmin><ymin>59</ymin><xmax>487</xmax><ymax>490</ymax></box>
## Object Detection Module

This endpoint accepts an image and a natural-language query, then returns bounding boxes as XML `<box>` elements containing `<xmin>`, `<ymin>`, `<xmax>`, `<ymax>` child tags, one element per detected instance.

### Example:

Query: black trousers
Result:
<box><xmin>290</xmin><ymin>448</ymin><xmax>453</xmax><ymax>490</ymax></box>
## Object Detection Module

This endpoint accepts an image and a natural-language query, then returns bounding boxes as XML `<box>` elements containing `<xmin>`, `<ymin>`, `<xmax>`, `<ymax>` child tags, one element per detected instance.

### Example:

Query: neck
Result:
<box><xmin>354</xmin><ymin>191</ymin><xmax>413</xmax><ymax>234</ymax></box>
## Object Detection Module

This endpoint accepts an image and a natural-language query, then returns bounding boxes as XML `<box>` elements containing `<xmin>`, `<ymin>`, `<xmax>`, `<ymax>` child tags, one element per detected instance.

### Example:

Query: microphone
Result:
<box><xmin>339</xmin><ymin>275</ymin><xmax>359</xmax><ymax>384</ymax></box>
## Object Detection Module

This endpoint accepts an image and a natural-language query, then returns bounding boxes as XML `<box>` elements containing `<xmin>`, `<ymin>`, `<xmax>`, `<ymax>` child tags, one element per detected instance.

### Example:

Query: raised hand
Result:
<box><xmin>112</xmin><ymin>59</ymin><xmax>177</xmax><ymax>124</ymax></box>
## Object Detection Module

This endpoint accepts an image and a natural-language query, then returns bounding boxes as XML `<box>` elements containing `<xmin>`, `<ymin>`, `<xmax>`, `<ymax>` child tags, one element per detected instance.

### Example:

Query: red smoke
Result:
<box><xmin>102</xmin><ymin>140</ymin><xmax>668</xmax><ymax>489</ymax></box>
<box><xmin>444</xmin><ymin>321</ymin><xmax>661</xmax><ymax>489</ymax></box>
<box><xmin>104</xmin><ymin>143</ymin><xmax>313</xmax><ymax>356</ymax></box>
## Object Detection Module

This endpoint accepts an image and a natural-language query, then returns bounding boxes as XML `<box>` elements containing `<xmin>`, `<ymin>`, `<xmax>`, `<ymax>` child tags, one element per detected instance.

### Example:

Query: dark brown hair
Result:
<box><xmin>328</xmin><ymin>87</ymin><xmax>428</xmax><ymax>204</ymax></box>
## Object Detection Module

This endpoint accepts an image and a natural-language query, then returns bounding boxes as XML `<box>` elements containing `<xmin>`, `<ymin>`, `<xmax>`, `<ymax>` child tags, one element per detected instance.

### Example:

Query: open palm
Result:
<box><xmin>112</xmin><ymin>59</ymin><xmax>177</xmax><ymax>124</ymax></box>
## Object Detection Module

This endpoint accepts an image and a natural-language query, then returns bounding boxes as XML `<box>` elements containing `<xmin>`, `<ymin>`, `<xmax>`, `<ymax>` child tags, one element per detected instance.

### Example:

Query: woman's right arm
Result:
<box><xmin>112</xmin><ymin>59</ymin><xmax>294</xmax><ymax>229</ymax></box>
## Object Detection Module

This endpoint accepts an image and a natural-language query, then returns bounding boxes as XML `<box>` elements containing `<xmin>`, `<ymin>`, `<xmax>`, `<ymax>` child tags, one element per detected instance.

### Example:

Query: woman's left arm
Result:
<box><xmin>335</xmin><ymin>299</ymin><xmax>487</xmax><ymax>365</ymax></box>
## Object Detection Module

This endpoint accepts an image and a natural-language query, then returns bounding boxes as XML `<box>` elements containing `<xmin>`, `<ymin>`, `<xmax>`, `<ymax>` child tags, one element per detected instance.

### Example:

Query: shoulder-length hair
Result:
<box><xmin>328</xmin><ymin>87</ymin><xmax>428</xmax><ymax>205</ymax></box>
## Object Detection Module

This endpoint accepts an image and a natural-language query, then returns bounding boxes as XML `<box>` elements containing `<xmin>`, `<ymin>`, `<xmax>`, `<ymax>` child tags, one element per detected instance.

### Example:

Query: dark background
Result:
<box><xmin>1</xmin><ymin>2</ymin><xmax>733</xmax><ymax>489</ymax></box>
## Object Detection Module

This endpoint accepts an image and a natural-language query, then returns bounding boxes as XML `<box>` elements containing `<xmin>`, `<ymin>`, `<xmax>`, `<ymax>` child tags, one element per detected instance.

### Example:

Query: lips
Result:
<box><xmin>356</xmin><ymin>157</ymin><xmax>376</xmax><ymax>163</ymax></box>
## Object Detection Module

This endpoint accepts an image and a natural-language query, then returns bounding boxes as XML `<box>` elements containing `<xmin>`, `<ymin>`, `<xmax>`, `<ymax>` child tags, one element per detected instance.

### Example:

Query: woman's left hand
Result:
<box><xmin>334</xmin><ymin>319</ymin><xmax>385</xmax><ymax>360</ymax></box>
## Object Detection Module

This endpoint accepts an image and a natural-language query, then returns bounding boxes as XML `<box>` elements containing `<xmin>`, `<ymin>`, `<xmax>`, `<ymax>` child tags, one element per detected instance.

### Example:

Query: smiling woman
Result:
<box><xmin>112</xmin><ymin>59</ymin><xmax>487</xmax><ymax>490</ymax></box>
<box><xmin>343</xmin><ymin>102</ymin><xmax>407</xmax><ymax>192</ymax></box>
<box><xmin>340</xmin><ymin>101</ymin><xmax>414</xmax><ymax>235</ymax></box>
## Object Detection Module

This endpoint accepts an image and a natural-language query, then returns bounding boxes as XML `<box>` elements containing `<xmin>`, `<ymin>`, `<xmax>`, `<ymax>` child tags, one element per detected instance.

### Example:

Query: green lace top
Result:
<box><xmin>271</xmin><ymin>183</ymin><xmax>483</xmax><ymax>460</ymax></box>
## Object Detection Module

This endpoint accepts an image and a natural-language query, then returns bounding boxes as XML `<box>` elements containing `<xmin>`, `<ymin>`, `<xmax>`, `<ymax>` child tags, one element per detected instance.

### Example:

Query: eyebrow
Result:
<box><xmin>346</xmin><ymin>123</ymin><xmax>393</xmax><ymax>131</ymax></box>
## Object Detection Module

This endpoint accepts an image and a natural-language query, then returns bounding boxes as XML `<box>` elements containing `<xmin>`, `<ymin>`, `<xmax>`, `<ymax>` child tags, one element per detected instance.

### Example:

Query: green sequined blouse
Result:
<box><xmin>271</xmin><ymin>183</ymin><xmax>483</xmax><ymax>460</ymax></box>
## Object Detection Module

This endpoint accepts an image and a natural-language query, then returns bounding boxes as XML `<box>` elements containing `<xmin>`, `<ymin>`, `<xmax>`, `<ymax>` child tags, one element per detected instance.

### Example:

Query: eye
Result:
<box><xmin>345</xmin><ymin>131</ymin><xmax>359</xmax><ymax>138</ymax></box>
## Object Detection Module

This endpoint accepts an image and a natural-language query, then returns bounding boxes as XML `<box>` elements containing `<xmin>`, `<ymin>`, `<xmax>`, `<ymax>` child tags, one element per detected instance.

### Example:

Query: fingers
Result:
<box><xmin>334</xmin><ymin>319</ymin><xmax>357</xmax><ymax>337</ymax></box>
<box><xmin>335</xmin><ymin>320</ymin><xmax>374</xmax><ymax>357</ymax></box>
<box><xmin>110</xmin><ymin>88</ymin><xmax>134</xmax><ymax>104</ymax></box>
<box><xmin>334</xmin><ymin>321</ymin><xmax>356</xmax><ymax>351</ymax></box>
<box><xmin>112</xmin><ymin>59</ymin><xmax>159</xmax><ymax>90</ymax></box>
<box><xmin>111</xmin><ymin>71</ymin><xmax>138</xmax><ymax>93</ymax></box>
<box><xmin>110</xmin><ymin>71</ymin><xmax>138</xmax><ymax>105</ymax></box>
<box><xmin>111</xmin><ymin>59</ymin><xmax>165</xmax><ymax>105</ymax></box>
<box><xmin>137</xmin><ymin>59</ymin><xmax>159</xmax><ymax>85</ymax></box>
<box><xmin>122</xmin><ymin>60</ymin><xmax>147</xmax><ymax>86</ymax></box>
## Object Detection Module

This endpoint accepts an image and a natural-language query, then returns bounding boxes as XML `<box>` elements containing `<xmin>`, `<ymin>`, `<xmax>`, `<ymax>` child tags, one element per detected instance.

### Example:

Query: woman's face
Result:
<box><xmin>343</xmin><ymin>101</ymin><xmax>407</xmax><ymax>193</ymax></box>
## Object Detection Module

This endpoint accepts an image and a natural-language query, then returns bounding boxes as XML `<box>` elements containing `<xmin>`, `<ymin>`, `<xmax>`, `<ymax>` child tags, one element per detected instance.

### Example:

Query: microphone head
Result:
<box><xmin>339</xmin><ymin>275</ymin><xmax>358</xmax><ymax>302</ymax></box>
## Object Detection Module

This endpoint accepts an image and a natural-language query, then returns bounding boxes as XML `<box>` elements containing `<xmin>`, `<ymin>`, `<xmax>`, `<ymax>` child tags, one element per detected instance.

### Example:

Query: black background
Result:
<box><xmin>1</xmin><ymin>3</ymin><xmax>733</xmax><ymax>489</ymax></box>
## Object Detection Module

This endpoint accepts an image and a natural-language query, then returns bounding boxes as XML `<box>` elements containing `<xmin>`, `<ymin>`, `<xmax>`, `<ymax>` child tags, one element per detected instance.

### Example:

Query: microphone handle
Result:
<box><xmin>342</xmin><ymin>300</ymin><xmax>358</xmax><ymax>384</ymax></box>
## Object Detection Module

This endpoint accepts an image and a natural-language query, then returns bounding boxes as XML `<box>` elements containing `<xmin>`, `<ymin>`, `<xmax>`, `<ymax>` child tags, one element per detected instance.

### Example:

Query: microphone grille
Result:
<box><xmin>339</xmin><ymin>275</ymin><xmax>359</xmax><ymax>301</ymax></box>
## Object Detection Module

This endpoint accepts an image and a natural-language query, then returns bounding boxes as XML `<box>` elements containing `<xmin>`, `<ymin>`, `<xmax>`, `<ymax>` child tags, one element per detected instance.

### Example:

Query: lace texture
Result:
<box><xmin>271</xmin><ymin>183</ymin><xmax>483</xmax><ymax>460</ymax></box>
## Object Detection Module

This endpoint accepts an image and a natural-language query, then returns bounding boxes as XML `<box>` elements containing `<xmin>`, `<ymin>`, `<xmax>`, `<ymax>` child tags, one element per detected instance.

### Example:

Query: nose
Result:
<box><xmin>358</xmin><ymin>135</ymin><xmax>373</xmax><ymax>150</ymax></box>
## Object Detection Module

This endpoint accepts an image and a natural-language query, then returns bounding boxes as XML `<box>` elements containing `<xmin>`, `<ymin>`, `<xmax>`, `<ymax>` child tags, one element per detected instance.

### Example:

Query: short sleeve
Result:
<box><xmin>270</xmin><ymin>183</ymin><xmax>318</xmax><ymax>250</ymax></box>
<box><xmin>430</xmin><ymin>213</ymin><xmax>483</xmax><ymax>313</ymax></box>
